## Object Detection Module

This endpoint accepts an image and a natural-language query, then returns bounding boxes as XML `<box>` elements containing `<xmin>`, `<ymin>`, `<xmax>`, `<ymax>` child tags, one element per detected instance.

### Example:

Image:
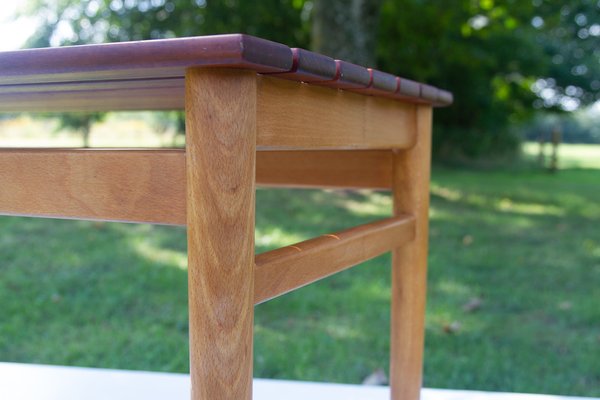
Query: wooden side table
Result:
<box><xmin>0</xmin><ymin>34</ymin><xmax>452</xmax><ymax>400</ymax></box>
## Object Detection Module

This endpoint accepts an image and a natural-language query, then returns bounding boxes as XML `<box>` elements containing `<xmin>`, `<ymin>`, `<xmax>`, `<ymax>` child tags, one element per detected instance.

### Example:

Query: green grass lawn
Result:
<box><xmin>0</xmin><ymin>123</ymin><xmax>598</xmax><ymax>397</ymax></box>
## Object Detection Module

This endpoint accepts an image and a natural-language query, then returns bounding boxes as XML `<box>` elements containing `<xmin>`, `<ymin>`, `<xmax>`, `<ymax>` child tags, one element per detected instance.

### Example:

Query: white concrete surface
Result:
<box><xmin>0</xmin><ymin>362</ymin><xmax>596</xmax><ymax>400</ymax></box>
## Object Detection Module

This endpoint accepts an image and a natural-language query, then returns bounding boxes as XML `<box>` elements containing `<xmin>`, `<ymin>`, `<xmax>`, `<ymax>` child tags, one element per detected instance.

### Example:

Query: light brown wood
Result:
<box><xmin>1</xmin><ymin>77</ymin><xmax>417</xmax><ymax>150</ymax></box>
<box><xmin>0</xmin><ymin>149</ymin><xmax>393</xmax><ymax>225</ymax></box>
<box><xmin>0</xmin><ymin>75</ymin><xmax>417</xmax><ymax>150</ymax></box>
<box><xmin>185</xmin><ymin>68</ymin><xmax>256</xmax><ymax>400</ymax></box>
<box><xmin>257</xmin><ymin>76</ymin><xmax>417</xmax><ymax>149</ymax></box>
<box><xmin>0</xmin><ymin>148</ymin><xmax>185</xmax><ymax>225</ymax></box>
<box><xmin>256</xmin><ymin>150</ymin><xmax>392</xmax><ymax>189</ymax></box>
<box><xmin>390</xmin><ymin>105</ymin><xmax>433</xmax><ymax>400</ymax></box>
<box><xmin>255</xmin><ymin>216</ymin><xmax>415</xmax><ymax>304</ymax></box>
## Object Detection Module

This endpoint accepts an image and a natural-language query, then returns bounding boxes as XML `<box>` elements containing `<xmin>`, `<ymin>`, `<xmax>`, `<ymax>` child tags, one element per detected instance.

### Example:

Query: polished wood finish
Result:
<box><xmin>0</xmin><ymin>75</ymin><xmax>420</xmax><ymax>152</ymax></box>
<box><xmin>256</xmin><ymin>150</ymin><xmax>392</xmax><ymax>189</ymax></box>
<box><xmin>185</xmin><ymin>68</ymin><xmax>256</xmax><ymax>400</ymax></box>
<box><xmin>315</xmin><ymin>60</ymin><xmax>372</xmax><ymax>89</ymax></box>
<box><xmin>0</xmin><ymin>35</ymin><xmax>452</xmax><ymax>110</ymax></box>
<box><xmin>390</xmin><ymin>105</ymin><xmax>433</xmax><ymax>400</ymax></box>
<box><xmin>0</xmin><ymin>149</ymin><xmax>393</xmax><ymax>225</ymax></box>
<box><xmin>0</xmin><ymin>34</ymin><xmax>451</xmax><ymax>400</ymax></box>
<box><xmin>254</xmin><ymin>216</ymin><xmax>415</xmax><ymax>304</ymax></box>
<box><xmin>0</xmin><ymin>148</ymin><xmax>185</xmax><ymax>225</ymax></box>
<box><xmin>269</xmin><ymin>48</ymin><xmax>337</xmax><ymax>83</ymax></box>
<box><xmin>257</xmin><ymin>76</ymin><xmax>417</xmax><ymax>149</ymax></box>
<box><xmin>0</xmin><ymin>34</ymin><xmax>293</xmax><ymax>85</ymax></box>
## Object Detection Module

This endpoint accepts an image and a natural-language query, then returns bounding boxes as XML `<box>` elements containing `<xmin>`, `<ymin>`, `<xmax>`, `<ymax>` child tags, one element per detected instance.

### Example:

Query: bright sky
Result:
<box><xmin>0</xmin><ymin>2</ymin><xmax>39</xmax><ymax>51</ymax></box>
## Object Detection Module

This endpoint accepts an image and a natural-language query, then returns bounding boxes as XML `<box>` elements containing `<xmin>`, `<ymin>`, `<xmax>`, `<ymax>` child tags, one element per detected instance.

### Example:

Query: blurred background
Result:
<box><xmin>0</xmin><ymin>0</ymin><xmax>598</xmax><ymax>397</ymax></box>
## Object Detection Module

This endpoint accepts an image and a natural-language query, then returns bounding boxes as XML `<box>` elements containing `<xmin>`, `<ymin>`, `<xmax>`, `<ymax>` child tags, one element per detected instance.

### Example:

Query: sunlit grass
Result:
<box><xmin>0</xmin><ymin>118</ymin><xmax>598</xmax><ymax>395</ymax></box>
<box><xmin>340</xmin><ymin>190</ymin><xmax>392</xmax><ymax>217</ymax></box>
<box><xmin>132</xmin><ymin>238</ymin><xmax>187</xmax><ymax>270</ymax></box>
<box><xmin>255</xmin><ymin>226</ymin><xmax>305</xmax><ymax>250</ymax></box>
<box><xmin>0</xmin><ymin>113</ymin><xmax>182</xmax><ymax>148</ymax></box>
<box><xmin>522</xmin><ymin>141</ymin><xmax>600</xmax><ymax>169</ymax></box>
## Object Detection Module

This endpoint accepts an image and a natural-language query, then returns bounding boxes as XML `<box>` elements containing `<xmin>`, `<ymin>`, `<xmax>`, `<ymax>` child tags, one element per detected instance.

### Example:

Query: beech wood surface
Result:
<box><xmin>0</xmin><ymin>32</ymin><xmax>447</xmax><ymax>400</ymax></box>
<box><xmin>257</xmin><ymin>76</ymin><xmax>417</xmax><ymax>149</ymax></box>
<box><xmin>185</xmin><ymin>68</ymin><xmax>256</xmax><ymax>400</ymax></box>
<box><xmin>390</xmin><ymin>105</ymin><xmax>433</xmax><ymax>400</ymax></box>
<box><xmin>0</xmin><ymin>76</ymin><xmax>418</xmax><ymax>151</ymax></box>
<box><xmin>0</xmin><ymin>76</ymin><xmax>418</xmax><ymax>152</ymax></box>
<box><xmin>254</xmin><ymin>216</ymin><xmax>415</xmax><ymax>304</ymax></box>
<box><xmin>256</xmin><ymin>150</ymin><xmax>392</xmax><ymax>189</ymax></box>
<box><xmin>0</xmin><ymin>149</ymin><xmax>393</xmax><ymax>225</ymax></box>
<box><xmin>0</xmin><ymin>148</ymin><xmax>185</xmax><ymax>225</ymax></box>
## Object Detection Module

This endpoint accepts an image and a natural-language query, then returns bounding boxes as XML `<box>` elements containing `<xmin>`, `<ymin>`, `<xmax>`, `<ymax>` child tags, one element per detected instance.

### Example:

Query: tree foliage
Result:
<box><xmin>311</xmin><ymin>0</ymin><xmax>381</xmax><ymax>66</ymax></box>
<box><xmin>19</xmin><ymin>0</ymin><xmax>599</xmax><ymax>159</ymax></box>
<box><xmin>54</xmin><ymin>112</ymin><xmax>105</xmax><ymax>147</ymax></box>
<box><xmin>22</xmin><ymin>0</ymin><xmax>309</xmax><ymax>48</ymax></box>
<box><xmin>377</xmin><ymin>0</ymin><xmax>599</xmax><ymax>158</ymax></box>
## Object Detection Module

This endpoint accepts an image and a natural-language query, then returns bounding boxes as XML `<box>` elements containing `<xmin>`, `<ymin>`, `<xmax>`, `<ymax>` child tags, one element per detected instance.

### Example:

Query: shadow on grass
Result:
<box><xmin>424</xmin><ymin>167</ymin><xmax>599</xmax><ymax>394</ymax></box>
<box><xmin>0</xmin><ymin>218</ymin><xmax>189</xmax><ymax>372</ymax></box>
<box><xmin>1</xmin><ymin>166</ymin><xmax>598</xmax><ymax>395</ymax></box>
<box><xmin>0</xmin><ymin>188</ymin><xmax>394</xmax><ymax>383</ymax></box>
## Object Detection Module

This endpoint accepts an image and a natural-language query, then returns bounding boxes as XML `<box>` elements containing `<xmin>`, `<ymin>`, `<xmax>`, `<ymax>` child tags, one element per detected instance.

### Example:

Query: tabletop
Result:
<box><xmin>0</xmin><ymin>34</ymin><xmax>452</xmax><ymax>112</ymax></box>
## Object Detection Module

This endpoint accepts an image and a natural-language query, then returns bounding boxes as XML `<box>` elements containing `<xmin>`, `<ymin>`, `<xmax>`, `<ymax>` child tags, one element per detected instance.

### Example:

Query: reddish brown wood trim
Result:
<box><xmin>0</xmin><ymin>34</ymin><xmax>453</xmax><ymax>107</ymax></box>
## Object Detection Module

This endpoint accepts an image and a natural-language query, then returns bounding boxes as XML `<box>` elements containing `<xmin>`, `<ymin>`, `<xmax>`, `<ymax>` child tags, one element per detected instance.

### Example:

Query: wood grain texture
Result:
<box><xmin>255</xmin><ymin>216</ymin><xmax>415</xmax><ymax>304</ymax></box>
<box><xmin>390</xmin><ymin>105</ymin><xmax>433</xmax><ymax>400</ymax></box>
<box><xmin>2</xmin><ymin>75</ymin><xmax>420</xmax><ymax>150</ymax></box>
<box><xmin>0</xmin><ymin>149</ymin><xmax>393</xmax><ymax>225</ymax></box>
<box><xmin>5</xmin><ymin>77</ymin><xmax>420</xmax><ymax>150</ymax></box>
<box><xmin>256</xmin><ymin>150</ymin><xmax>392</xmax><ymax>189</ymax></box>
<box><xmin>257</xmin><ymin>76</ymin><xmax>417</xmax><ymax>149</ymax></box>
<box><xmin>0</xmin><ymin>148</ymin><xmax>185</xmax><ymax>225</ymax></box>
<box><xmin>185</xmin><ymin>68</ymin><xmax>256</xmax><ymax>400</ymax></box>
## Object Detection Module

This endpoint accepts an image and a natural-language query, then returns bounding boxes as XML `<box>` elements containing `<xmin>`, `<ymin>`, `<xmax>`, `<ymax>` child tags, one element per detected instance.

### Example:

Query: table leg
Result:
<box><xmin>185</xmin><ymin>68</ymin><xmax>257</xmax><ymax>400</ymax></box>
<box><xmin>390</xmin><ymin>105</ymin><xmax>433</xmax><ymax>400</ymax></box>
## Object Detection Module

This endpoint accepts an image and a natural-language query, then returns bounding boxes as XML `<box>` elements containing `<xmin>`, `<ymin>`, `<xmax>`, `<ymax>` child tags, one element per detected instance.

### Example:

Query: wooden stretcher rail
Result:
<box><xmin>0</xmin><ymin>148</ymin><xmax>186</xmax><ymax>225</ymax></box>
<box><xmin>254</xmin><ymin>215</ymin><xmax>415</xmax><ymax>304</ymax></box>
<box><xmin>0</xmin><ymin>148</ymin><xmax>393</xmax><ymax>225</ymax></box>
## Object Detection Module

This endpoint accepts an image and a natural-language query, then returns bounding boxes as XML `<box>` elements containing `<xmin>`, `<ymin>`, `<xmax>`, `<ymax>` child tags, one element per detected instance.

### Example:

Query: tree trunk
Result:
<box><xmin>311</xmin><ymin>0</ymin><xmax>382</xmax><ymax>67</ymax></box>
<box><xmin>82</xmin><ymin>125</ymin><xmax>91</xmax><ymax>148</ymax></box>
